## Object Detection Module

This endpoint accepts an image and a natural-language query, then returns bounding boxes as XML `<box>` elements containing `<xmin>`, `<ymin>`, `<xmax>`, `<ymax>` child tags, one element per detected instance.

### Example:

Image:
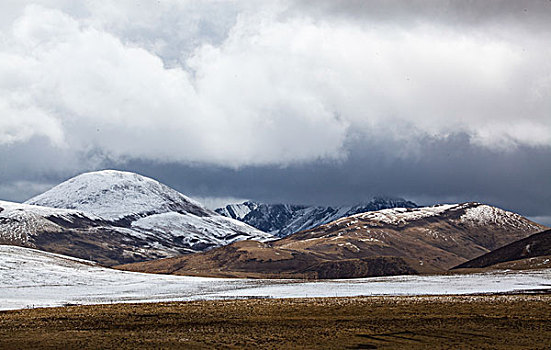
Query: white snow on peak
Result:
<box><xmin>25</xmin><ymin>170</ymin><xmax>211</xmax><ymax>220</ymax></box>
<box><xmin>323</xmin><ymin>202</ymin><xmax>544</xmax><ymax>232</ymax></box>
<box><xmin>459</xmin><ymin>204</ymin><xmax>539</xmax><ymax>229</ymax></box>
<box><xmin>216</xmin><ymin>197</ymin><xmax>418</xmax><ymax>237</ymax></box>
<box><xmin>217</xmin><ymin>202</ymin><xmax>258</xmax><ymax>220</ymax></box>
<box><xmin>337</xmin><ymin>204</ymin><xmax>459</xmax><ymax>226</ymax></box>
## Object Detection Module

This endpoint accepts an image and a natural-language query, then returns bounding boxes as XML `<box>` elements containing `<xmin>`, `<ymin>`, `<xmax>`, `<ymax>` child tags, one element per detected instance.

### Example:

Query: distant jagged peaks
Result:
<box><xmin>25</xmin><ymin>170</ymin><xmax>211</xmax><ymax>220</ymax></box>
<box><xmin>215</xmin><ymin>196</ymin><xmax>418</xmax><ymax>237</ymax></box>
<box><xmin>356</xmin><ymin>196</ymin><xmax>418</xmax><ymax>211</ymax></box>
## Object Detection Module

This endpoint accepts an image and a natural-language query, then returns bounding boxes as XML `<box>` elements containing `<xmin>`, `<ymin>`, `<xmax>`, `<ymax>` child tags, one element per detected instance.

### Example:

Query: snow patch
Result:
<box><xmin>1</xmin><ymin>245</ymin><xmax>550</xmax><ymax>311</ymax></box>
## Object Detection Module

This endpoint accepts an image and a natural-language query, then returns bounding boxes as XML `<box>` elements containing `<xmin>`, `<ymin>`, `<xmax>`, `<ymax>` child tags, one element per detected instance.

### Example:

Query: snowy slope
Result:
<box><xmin>0</xmin><ymin>200</ymin><xmax>103</xmax><ymax>244</ymax></box>
<box><xmin>131</xmin><ymin>212</ymin><xmax>272</xmax><ymax>249</ymax></box>
<box><xmin>216</xmin><ymin>197</ymin><xmax>418</xmax><ymax>237</ymax></box>
<box><xmin>0</xmin><ymin>199</ymin><xmax>201</xmax><ymax>264</ymax></box>
<box><xmin>1</xmin><ymin>245</ymin><xmax>550</xmax><ymax>311</ymax></box>
<box><xmin>0</xmin><ymin>170</ymin><xmax>274</xmax><ymax>265</ymax></box>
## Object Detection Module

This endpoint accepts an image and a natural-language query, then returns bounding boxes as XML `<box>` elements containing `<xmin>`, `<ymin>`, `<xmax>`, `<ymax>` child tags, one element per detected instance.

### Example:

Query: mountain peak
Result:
<box><xmin>25</xmin><ymin>170</ymin><xmax>210</xmax><ymax>220</ymax></box>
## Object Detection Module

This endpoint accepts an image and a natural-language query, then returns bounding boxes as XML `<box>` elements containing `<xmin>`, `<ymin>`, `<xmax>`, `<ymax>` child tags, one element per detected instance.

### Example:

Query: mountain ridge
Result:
<box><xmin>120</xmin><ymin>202</ymin><xmax>548</xmax><ymax>279</ymax></box>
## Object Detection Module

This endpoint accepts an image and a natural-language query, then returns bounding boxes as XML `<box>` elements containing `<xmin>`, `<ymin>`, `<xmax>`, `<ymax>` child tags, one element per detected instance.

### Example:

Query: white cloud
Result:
<box><xmin>0</xmin><ymin>2</ymin><xmax>549</xmax><ymax>169</ymax></box>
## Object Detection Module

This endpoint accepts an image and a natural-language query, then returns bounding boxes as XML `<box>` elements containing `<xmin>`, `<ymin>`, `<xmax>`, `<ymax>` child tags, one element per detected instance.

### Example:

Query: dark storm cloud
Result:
<box><xmin>102</xmin><ymin>134</ymin><xmax>551</xmax><ymax>222</ymax></box>
<box><xmin>0</xmin><ymin>137</ymin><xmax>104</xmax><ymax>202</ymax></box>
<box><xmin>292</xmin><ymin>0</ymin><xmax>551</xmax><ymax>30</ymax></box>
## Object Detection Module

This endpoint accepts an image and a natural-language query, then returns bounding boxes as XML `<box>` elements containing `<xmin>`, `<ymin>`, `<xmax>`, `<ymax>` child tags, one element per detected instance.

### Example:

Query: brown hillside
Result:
<box><xmin>452</xmin><ymin>229</ymin><xmax>551</xmax><ymax>270</ymax></box>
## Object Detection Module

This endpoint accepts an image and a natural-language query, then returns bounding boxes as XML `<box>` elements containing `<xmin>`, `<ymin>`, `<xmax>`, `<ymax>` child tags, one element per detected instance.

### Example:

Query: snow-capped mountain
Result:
<box><xmin>26</xmin><ymin>170</ymin><xmax>211</xmax><ymax>221</ymax></box>
<box><xmin>215</xmin><ymin>197</ymin><xmax>418</xmax><ymax>237</ymax></box>
<box><xmin>0</xmin><ymin>170</ymin><xmax>272</xmax><ymax>265</ymax></box>
<box><xmin>126</xmin><ymin>202</ymin><xmax>548</xmax><ymax>279</ymax></box>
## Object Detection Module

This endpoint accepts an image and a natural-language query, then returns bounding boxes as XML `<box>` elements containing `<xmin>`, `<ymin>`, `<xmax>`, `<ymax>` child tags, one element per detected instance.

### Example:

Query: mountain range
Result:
<box><xmin>119</xmin><ymin>202</ymin><xmax>547</xmax><ymax>278</ymax></box>
<box><xmin>215</xmin><ymin>197</ymin><xmax>418</xmax><ymax>237</ymax></box>
<box><xmin>0</xmin><ymin>170</ymin><xmax>271</xmax><ymax>265</ymax></box>
<box><xmin>1</xmin><ymin>169</ymin><xmax>549</xmax><ymax>279</ymax></box>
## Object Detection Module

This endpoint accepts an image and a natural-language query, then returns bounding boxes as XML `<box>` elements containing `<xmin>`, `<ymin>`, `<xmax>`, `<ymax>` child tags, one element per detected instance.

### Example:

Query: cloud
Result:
<box><xmin>0</xmin><ymin>180</ymin><xmax>54</xmax><ymax>202</ymax></box>
<box><xmin>0</xmin><ymin>4</ymin><xmax>350</xmax><ymax>167</ymax></box>
<box><xmin>190</xmin><ymin>196</ymin><xmax>249</xmax><ymax>211</ymax></box>
<box><xmin>0</xmin><ymin>1</ymin><xmax>549</xmax><ymax>172</ymax></box>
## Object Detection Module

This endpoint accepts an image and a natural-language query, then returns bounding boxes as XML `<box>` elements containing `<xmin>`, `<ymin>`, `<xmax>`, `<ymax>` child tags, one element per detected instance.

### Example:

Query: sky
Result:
<box><xmin>0</xmin><ymin>0</ymin><xmax>550</xmax><ymax>224</ymax></box>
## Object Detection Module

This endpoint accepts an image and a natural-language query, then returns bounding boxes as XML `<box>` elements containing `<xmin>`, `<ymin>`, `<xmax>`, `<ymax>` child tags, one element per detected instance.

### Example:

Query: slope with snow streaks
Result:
<box><xmin>131</xmin><ymin>212</ymin><xmax>273</xmax><ymax>248</ymax></box>
<box><xmin>0</xmin><ymin>199</ymin><xmax>188</xmax><ymax>265</ymax></box>
<box><xmin>332</xmin><ymin>204</ymin><xmax>458</xmax><ymax>227</ymax></box>
<box><xmin>0</xmin><ymin>200</ymin><xmax>102</xmax><ymax>244</ymax></box>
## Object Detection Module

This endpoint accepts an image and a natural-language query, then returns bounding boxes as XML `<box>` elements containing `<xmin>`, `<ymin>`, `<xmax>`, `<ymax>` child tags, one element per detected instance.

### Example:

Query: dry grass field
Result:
<box><xmin>1</xmin><ymin>295</ymin><xmax>550</xmax><ymax>349</ymax></box>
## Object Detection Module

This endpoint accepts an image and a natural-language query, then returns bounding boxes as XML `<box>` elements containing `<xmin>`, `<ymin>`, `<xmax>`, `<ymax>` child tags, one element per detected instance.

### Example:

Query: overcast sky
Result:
<box><xmin>0</xmin><ymin>1</ymin><xmax>550</xmax><ymax>224</ymax></box>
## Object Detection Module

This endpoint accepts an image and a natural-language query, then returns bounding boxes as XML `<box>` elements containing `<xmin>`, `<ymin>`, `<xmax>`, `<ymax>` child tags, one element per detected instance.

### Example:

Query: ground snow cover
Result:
<box><xmin>1</xmin><ymin>245</ymin><xmax>550</xmax><ymax>311</ymax></box>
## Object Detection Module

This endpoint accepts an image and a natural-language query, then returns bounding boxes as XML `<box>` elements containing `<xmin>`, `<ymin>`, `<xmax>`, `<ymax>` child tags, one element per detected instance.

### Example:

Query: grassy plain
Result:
<box><xmin>1</xmin><ymin>295</ymin><xmax>550</xmax><ymax>349</ymax></box>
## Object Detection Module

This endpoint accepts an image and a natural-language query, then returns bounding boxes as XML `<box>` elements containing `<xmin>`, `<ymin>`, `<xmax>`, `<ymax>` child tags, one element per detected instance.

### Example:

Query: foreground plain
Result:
<box><xmin>1</xmin><ymin>295</ymin><xmax>550</xmax><ymax>349</ymax></box>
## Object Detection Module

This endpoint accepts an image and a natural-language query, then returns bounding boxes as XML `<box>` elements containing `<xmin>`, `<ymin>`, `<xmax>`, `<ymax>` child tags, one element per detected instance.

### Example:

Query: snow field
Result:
<box><xmin>1</xmin><ymin>245</ymin><xmax>550</xmax><ymax>311</ymax></box>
